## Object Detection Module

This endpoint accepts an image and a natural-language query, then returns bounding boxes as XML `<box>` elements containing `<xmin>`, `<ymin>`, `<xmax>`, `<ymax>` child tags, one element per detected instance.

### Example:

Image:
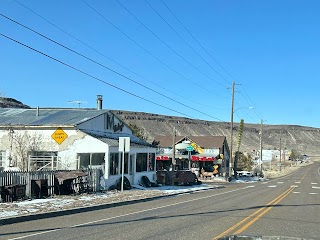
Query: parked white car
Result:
<box><xmin>237</xmin><ymin>171</ymin><xmax>253</xmax><ymax>177</ymax></box>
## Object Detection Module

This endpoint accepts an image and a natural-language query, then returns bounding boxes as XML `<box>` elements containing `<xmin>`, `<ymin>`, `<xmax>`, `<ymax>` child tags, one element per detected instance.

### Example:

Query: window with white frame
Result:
<box><xmin>0</xmin><ymin>151</ymin><xmax>5</xmax><ymax>168</ymax></box>
<box><xmin>78</xmin><ymin>153</ymin><xmax>105</xmax><ymax>169</ymax></box>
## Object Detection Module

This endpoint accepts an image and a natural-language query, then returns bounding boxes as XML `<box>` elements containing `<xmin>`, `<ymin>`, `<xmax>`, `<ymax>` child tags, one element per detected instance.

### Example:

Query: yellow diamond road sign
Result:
<box><xmin>52</xmin><ymin>127</ymin><xmax>68</xmax><ymax>145</ymax></box>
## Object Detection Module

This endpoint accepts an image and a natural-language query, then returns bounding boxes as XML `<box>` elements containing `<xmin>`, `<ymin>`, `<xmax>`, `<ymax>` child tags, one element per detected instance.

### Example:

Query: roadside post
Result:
<box><xmin>186</xmin><ymin>146</ymin><xmax>194</xmax><ymax>169</ymax></box>
<box><xmin>119</xmin><ymin>137</ymin><xmax>130</xmax><ymax>192</ymax></box>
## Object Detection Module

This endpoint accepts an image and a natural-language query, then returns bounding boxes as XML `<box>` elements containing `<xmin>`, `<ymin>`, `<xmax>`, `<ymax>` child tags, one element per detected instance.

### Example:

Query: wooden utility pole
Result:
<box><xmin>229</xmin><ymin>81</ymin><xmax>235</xmax><ymax>178</ymax></box>
<box><xmin>260</xmin><ymin>119</ymin><xmax>263</xmax><ymax>172</ymax></box>
<box><xmin>279</xmin><ymin>130</ymin><xmax>282</xmax><ymax>173</ymax></box>
<box><xmin>172</xmin><ymin>127</ymin><xmax>176</xmax><ymax>170</ymax></box>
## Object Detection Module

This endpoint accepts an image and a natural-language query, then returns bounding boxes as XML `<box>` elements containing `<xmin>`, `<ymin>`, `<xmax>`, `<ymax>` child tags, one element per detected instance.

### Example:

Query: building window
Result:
<box><xmin>79</xmin><ymin>153</ymin><xmax>90</xmax><ymax>168</ymax></box>
<box><xmin>78</xmin><ymin>153</ymin><xmax>105</xmax><ymax>168</ymax></box>
<box><xmin>109</xmin><ymin>153</ymin><xmax>119</xmax><ymax>175</ymax></box>
<box><xmin>120</xmin><ymin>153</ymin><xmax>129</xmax><ymax>174</ymax></box>
<box><xmin>0</xmin><ymin>151</ymin><xmax>5</xmax><ymax>168</ymax></box>
<box><xmin>136</xmin><ymin>153</ymin><xmax>148</xmax><ymax>172</ymax></box>
<box><xmin>91</xmin><ymin>153</ymin><xmax>105</xmax><ymax>165</ymax></box>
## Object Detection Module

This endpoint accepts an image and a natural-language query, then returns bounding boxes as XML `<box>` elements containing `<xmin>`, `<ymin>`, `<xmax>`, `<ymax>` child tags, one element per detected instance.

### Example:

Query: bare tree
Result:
<box><xmin>11</xmin><ymin>131</ymin><xmax>43</xmax><ymax>170</ymax></box>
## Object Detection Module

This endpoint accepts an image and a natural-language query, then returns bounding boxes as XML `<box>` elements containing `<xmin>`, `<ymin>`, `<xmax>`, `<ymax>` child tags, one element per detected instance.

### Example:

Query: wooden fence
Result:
<box><xmin>0</xmin><ymin>169</ymin><xmax>101</xmax><ymax>200</ymax></box>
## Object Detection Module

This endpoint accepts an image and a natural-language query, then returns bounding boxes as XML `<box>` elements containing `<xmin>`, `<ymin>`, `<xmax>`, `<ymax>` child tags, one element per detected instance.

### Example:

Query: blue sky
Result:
<box><xmin>1</xmin><ymin>0</ymin><xmax>320</xmax><ymax>127</ymax></box>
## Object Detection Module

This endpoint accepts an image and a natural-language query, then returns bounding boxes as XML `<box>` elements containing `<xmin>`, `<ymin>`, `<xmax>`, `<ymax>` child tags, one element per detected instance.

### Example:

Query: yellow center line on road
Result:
<box><xmin>212</xmin><ymin>187</ymin><xmax>294</xmax><ymax>240</ymax></box>
<box><xmin>233</xmin><ymin>187</ymin><xmax>294</xmax><ymax>235</ymax></box>
<box><xmin>213</xmin><ymin>166</ymin><xmax>311</xmax><ymax>239</ymax></box>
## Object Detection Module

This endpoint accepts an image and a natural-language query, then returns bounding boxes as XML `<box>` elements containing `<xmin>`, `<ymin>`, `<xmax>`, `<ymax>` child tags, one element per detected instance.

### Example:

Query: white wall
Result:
<box><xmin>0</xmin><ymin>128</ymin><xmax>80</xmax><ymax>169</ymax></box>
<box><xmin>0</xmin><ymin>127</ymin><xmax>156</xmax><ymax>190</ymax></box>
<box><xmin>78</xmin><ymin>112</ymin><xmax>132</xmax><ymax>135</ymax></box>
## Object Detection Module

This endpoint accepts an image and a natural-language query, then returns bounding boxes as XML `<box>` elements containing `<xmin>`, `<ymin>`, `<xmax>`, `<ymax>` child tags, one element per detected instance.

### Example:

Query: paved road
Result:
<box><xmin>0</xmin><ymin>162</ymin><xmax>319</xmax><ymax>240</ymax></box>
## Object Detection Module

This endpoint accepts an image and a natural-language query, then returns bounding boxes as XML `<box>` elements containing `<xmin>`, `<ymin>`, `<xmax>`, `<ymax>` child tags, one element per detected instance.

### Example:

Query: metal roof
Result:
<box><xmin>153</xmin><ymin>135</ymin><xmax>227</xmax><ymax>149</ymax></box>
<box><xmin>84</xmin><ymin>131</ymin><xmax>155</xmax><ymax>148</ymax></box>
<box><xmin>0</xmin><ymin>108</ymin><xmax>109</xmax><ymax>126</ymax></box>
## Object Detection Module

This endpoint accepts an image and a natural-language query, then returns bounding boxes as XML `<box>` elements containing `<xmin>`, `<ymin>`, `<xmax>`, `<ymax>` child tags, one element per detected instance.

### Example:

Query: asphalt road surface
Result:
<box><xmin>1</xmin><ymin>162</ymin><xmax>319</xmax><ymax>240</ymax></box>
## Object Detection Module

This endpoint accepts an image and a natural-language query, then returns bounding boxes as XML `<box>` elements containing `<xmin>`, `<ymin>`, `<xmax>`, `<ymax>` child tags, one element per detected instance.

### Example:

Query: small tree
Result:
<box><xmin>289</xmin><ymin>149</ymin><xmax>298</xmax><ymax>161</ymax></box>
<box><xmin>129</xmin><ymin>123</ymin><xmax>147</xmax><ymax>141</ymax></box>
<box><xmin>237</xmin><ymin>152</ymin><xmax>253</xmax><ymax>171</ymax></box>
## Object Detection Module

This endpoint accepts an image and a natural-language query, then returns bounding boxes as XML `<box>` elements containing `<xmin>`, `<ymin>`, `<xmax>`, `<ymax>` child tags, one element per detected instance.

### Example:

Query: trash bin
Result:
<box><xmin>31</xmin><ymin>179</ymin><xmax>48</xmax><ymax>198</ymax></box>
<box><xmin>1</xmin><ymin>184</ymin><xmax>26</xmax><ymax>202</ymax></box>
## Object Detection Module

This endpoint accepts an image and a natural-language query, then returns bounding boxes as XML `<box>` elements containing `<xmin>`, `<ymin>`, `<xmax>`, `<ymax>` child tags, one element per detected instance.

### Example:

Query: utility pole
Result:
<box><xmin>171</xmin><ymin>127</ymin><xmax>176</xmax><ymax>186</ymax></box>
<box><xmin>260</xmin><ymin>119</ymin><xmax>263</xmax><ymax>173</ymax></box>
<box><xmin>172</xmin><ymin>127</ymin><xmax>176</xmax><ymax>171</ymax></box>
<box><xmin>279</xmin><ymin>130</ymin><xmax>282</xmax><ymax>173</ymax></box>
<box><xmin>283</xmin><ymin>138</ymin><xmax>286</xmax><ymax>171</ymax></box>
<box><xmin>229</xmin><ymin>81</ymin><xmax>235</xmax><ymax>178</ymax></box>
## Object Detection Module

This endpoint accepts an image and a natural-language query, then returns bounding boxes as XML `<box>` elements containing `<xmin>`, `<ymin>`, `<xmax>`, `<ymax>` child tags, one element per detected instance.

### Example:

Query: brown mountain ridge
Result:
<box><xmin>111</xmin><ymin>110</ymin><xmax>320</xmax><ymax>156</ymax></box>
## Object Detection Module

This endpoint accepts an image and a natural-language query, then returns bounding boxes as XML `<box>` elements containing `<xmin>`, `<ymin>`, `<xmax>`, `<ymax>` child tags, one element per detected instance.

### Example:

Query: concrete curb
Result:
<box><xmin>0</xmin><ymin>185</ymin><xmax>224</xmax><ymax>226</ymax></box>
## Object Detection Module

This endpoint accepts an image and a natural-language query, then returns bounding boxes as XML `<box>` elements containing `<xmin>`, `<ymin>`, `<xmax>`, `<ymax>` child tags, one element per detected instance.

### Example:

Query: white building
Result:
<box><xmin>0</xmin><ymin>105</ymin><xmax>156</xmax><ymax>190</ymax></box>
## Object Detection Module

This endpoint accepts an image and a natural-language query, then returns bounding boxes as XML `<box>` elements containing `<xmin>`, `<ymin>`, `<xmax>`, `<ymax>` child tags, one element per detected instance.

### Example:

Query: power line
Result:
<box><xmin>145</xmin><ymin>0</ymin><xmax>230</xmax><ymax>87</ymax></box>
<box><xmin>13</xmin><ymin>0</ymin><xmax>216</xmax><ymax>111</ymax></box>
<box><xmin>115</xmin><ymin>0</ymin><xmax>227</xmax><ymax>89</ymax></box>
<box><xmin>0</xmin><ymin>33</ymin><xmax>194</xmax><ymax>118</ymax></box>
<box><xmin>239</xmin><ymin>87</ymin><xmax>263</xmax><ymax>120</ymax></box>
<box><xmin>159</xmin><ymin>1</ymin><xmax>264</xmax><ymax>121</ymax></box>
<box><xmin>160</xmin><ymin>0</ymin><xmax>236</xmax><ymax>84</ymax></box>
<box><xmin>0</xmin><ymin>32</ymin><xmax>226</xmax><ymax>122</ymax></box>
<box><xmin>81</xmin><ymin>0</ymin><xmax>216</xmax><ymax>95</ymax></box>
<box><xmin>0</xmin><ymin>13</ymin><xmax>227</xmax><ymax>121</ymax></box>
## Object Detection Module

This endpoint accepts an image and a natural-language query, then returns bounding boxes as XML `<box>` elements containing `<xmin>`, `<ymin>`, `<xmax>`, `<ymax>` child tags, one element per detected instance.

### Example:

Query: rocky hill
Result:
<box><xmin>112</xmin><ymin>110</ymin><xmax>320</xmax><ymax>156</ymax></box>
<box><xmin>0</xmin><ymin>97</ymin><xmax>30</xmax><ymax>109</ymax></box>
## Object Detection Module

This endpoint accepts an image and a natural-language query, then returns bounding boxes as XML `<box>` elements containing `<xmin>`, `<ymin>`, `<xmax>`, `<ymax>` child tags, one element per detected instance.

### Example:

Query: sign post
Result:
<box><xmin>186</xmin><ymin>146</ymin><xmax>194</xmax><ymax>169</ymax></box>
<box><xmin>119</xmin><ymin>137</ymin><xmax>130</xmax><ymax>192</ymax></box>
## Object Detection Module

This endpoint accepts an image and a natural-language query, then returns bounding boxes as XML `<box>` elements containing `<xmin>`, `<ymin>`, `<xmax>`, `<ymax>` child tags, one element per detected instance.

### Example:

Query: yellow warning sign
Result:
<box><xmin>51</xmin><ymin>127</ymin><xmax>68</xmax><ymax>145</ymax></box>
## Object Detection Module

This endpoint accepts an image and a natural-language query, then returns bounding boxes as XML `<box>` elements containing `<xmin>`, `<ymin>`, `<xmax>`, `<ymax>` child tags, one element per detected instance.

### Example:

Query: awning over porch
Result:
<box><xmin>191</xmin><ymin>155</ymin><xmax>215</xmax><ymax>161</ymax></box>
<box><xmin>156</xmin><ymin>153</ymin><xmax>220</xmax><ymax>162</ymax></box>
<box><xmin>156</xmin><ymin>155</ymin><xmax>170</xmax><ymax>161</ymax></box>
<box><xmin>54</xmin><ymin>171</ymin><xmax>87</xmax><ymax>184</ymax></box>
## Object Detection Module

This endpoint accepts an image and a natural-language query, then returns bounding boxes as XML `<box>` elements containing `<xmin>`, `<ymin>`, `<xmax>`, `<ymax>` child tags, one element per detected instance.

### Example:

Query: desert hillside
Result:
<box><xmin>112</xmin><ymin>110</ymin><xmax>320</xmax><ymax>156</ymax></box>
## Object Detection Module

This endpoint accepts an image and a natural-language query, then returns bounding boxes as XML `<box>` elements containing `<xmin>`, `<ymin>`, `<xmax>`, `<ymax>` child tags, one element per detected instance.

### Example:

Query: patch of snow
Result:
<box><xmin>78</xmin><ymin>196</ymin><xmax>94</xmax><ymax>201</ymax></box>
<box><xmin>16</xmin><ymin>198</ymin><xmax>55</xmax><ymax>206</ymax></box>
<box><xmin>0</xmin><ymin>211</ymin><xmax>19</xmax><ymax>218</ymax></box>
<box><xmin>26</xmin><ymin>208</ymin><xmax>39</xmax><ymax>213</ymax></box>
